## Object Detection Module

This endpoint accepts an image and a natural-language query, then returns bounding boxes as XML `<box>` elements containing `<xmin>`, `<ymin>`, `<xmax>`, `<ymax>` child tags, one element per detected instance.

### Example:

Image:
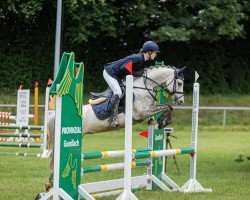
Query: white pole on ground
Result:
<box><xmin>116</xmin><ymin>75</ymin><xmax>138</xmax><ymax>200</ymax></box>
<box><xmin>179</xmin><ymin>71</ymin><xmax>212</xmax><ymax>193</ymax></box>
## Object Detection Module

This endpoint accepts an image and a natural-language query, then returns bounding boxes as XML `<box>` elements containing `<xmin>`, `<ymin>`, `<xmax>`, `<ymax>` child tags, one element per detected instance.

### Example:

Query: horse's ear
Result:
<box><xmin>178</xmin><ymin>66</ymin><xmax>187</xmax><ymax>74</ymax></box>
<box><xmin>177</xmin><ymin>66</ymin><xmax>187</xmax><ymax>79</ymax></box>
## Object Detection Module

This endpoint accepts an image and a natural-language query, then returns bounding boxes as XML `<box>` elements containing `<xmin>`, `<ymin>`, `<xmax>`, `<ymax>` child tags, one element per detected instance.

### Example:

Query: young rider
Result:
<box><xmin>103</xmin><ymin>41</ymin><xmax>160</xmax><ymax>127</ymax></box>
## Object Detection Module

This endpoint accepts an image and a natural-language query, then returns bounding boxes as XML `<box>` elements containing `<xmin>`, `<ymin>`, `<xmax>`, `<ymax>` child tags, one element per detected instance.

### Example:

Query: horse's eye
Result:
<box><xmin>177</xmin><ymin>80</ymin><xmax>183</xmax><ymax>86</ymax></box>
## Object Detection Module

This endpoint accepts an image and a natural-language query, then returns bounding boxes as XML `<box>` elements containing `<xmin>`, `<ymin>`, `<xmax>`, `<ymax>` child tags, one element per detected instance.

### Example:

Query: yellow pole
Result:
<box><xmin>34</xmin><ymin>81</ymin><xmax>39</xmax><ymax>135</ymax></box>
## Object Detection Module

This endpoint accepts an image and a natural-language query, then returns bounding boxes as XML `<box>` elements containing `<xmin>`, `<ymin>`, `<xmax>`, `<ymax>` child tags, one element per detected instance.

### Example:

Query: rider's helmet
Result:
<box><xmin>141</xmin><ymin>41</ymin><xmax>160</xmax><ymax>53</ymax></box>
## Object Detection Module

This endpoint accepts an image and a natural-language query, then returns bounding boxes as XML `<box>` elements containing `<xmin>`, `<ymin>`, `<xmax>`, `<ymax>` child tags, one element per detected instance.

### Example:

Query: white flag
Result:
<box><xmin>195</xmin><ymin>71</ymin><xmax>199</xmax><ymax>82</ymax></box>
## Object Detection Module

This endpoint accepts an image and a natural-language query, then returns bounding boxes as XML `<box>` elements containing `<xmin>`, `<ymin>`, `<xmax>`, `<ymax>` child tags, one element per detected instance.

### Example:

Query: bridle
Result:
<box><xmin>132</xmin><ymin>68</ymin><xmax>185</xmax><ymax>102</ymax></box>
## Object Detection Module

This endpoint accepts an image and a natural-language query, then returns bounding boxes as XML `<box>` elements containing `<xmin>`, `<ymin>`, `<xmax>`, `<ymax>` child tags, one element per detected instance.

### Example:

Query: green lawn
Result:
<box><xmin>0</xmin><ymin>123</ymin><xmax>249</xmax><ymax>200</ymax></box>
<box><xmin>0</xmin><ymin>94</ymin><xmax>249</xmax><ymax>199</ymax></box>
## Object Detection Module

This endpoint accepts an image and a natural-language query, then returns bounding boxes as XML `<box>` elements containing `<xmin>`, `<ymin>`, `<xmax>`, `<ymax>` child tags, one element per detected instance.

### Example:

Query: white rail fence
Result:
<box><xmin>173</xmin><ymin>106</ymin><xmax>250</xmax><ymax>126</ymax></box>
<box><xmin>0</xmin><ymin>104</ymin><xmax>250</xmax><ymax>126</ymax></box>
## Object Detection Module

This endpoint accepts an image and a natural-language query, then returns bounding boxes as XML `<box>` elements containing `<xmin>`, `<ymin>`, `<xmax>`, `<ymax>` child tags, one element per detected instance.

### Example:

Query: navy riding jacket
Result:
<box><xmin>104</xmin><ymin>53</ymin><xmax>147</xmax><ymax>83</ymax></box>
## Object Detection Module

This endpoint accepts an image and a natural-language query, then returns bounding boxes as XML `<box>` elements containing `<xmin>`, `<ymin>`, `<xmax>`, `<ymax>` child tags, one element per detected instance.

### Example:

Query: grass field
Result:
<box><xmin>0</xmin><ymin>94</ymin><xmax>249</xmax><ymax>199</ymax></box>
<box><xmin>0</xmin><ymin>124</ymin><xmax>250</xmax><ymax>200</ymax></box>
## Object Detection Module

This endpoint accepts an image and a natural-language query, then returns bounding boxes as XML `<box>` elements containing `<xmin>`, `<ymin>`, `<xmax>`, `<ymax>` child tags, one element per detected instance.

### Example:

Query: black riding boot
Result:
<box><xmin>108</xmin><ymin>94</ymin><xmax>120</xmax><ymax>127</ymax></box>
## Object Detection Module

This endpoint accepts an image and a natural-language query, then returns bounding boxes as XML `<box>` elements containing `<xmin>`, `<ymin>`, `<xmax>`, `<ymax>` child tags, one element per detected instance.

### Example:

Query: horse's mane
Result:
<box><xmin>145</xmin><ymin>65</ymin><xmax>177</xmax><ymax>72</ymax></box>
<box><xmin>128</xmin><ymin>65</ymin><xmax>178</xmax><ymax>85</ymax></box>
<box><xmin>122</xmin><ymin>65</ymin><xmax>177</xmax><ymax>84</ymax></box>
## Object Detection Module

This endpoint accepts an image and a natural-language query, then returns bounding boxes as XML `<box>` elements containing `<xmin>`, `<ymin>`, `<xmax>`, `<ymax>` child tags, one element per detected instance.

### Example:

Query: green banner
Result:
<box><xmin>50</xmin><ymin>52</ymin><xmax>84</xmax><ymax>199</ymax></box>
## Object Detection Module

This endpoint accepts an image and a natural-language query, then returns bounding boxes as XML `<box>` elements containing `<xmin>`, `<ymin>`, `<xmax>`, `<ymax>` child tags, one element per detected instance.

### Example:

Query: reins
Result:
<box><xmin>124</xmin><ymin>68</ymin><xmax>185</xmax><ymax>102</ymax></box>
<box><xmin>143</xmin><ymin>68</ymin><xmax>185</xmax><ymax>101</ymax></box>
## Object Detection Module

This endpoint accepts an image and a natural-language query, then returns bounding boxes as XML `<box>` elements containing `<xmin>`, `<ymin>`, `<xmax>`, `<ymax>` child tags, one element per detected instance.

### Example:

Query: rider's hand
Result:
<box><xmin>132</xmin><ymin>70</ymin><xmax>143</xmax><ymax>77</ymax></box>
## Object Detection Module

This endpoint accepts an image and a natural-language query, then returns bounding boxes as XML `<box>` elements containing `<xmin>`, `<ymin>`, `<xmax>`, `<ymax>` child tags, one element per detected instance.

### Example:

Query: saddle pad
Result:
<box><xmin>91</xmin><ymin>98</ymin><xmax>125</xmax><ymax>121</ymax></box>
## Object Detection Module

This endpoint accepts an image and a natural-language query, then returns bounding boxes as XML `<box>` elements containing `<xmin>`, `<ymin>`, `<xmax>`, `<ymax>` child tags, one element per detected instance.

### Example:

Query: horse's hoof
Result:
<box><xmin>45</xmin><ymin>182</ymin><xmax>53</xmax><ymax>192</ymax></box>
<box><xmin>147</xmin><ymin>118</ymin><xmax>156</xmax><ymax>125</ymax></box>
<box><xmin>34</xmin><ymin>192</ymin><xmax>46</xmax><ymax>200</ymax></box>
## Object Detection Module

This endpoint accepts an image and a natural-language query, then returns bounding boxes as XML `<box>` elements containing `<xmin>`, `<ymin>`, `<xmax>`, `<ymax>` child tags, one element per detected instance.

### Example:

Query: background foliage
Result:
<box><xmin>0</xmin><ymin>0</ymin><xmax>249</xmax><ymax>93</ymax></box>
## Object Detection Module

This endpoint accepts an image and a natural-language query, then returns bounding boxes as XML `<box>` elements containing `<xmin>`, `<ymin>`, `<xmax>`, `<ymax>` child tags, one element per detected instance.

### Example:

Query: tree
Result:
<box><xmin>0</xmin><ymin>0</ymin><xmax>249</xmax><ymax>93</ymax></box>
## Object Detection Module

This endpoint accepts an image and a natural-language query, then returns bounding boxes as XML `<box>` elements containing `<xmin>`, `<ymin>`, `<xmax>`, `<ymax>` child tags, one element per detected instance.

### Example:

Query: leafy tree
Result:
<box><xmin>0</xmin><ymin>0</ymin><xmax>249</xmax><ymax>94</ymax></box>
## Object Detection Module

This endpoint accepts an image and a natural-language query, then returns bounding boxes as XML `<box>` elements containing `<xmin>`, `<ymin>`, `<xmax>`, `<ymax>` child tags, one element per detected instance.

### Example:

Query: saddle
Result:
<box><xmin>89</xmin><ymin>87</ymin><xmax>126</xmax><ymax>120</ymax></box>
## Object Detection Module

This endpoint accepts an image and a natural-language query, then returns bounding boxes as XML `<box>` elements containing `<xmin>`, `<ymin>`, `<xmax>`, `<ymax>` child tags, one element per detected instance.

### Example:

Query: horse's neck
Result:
<box><xmin>148</xmin><ymin>67</ymin><xmax>174</xmax><ymax>83</ymax></box>
<box><xmin>128</xmin><ymin>67</ymin><xmax>175</xmax><ymax>102</ymax></box>
<box><xmin>135</xmin><ymin>67</ymin><xmax>174</xmax><ymax>89</ymax></box>
<box><xmin>122</xmin><ymin>66</ymin><xmax>175</xmax><ymax>90</ymax></box>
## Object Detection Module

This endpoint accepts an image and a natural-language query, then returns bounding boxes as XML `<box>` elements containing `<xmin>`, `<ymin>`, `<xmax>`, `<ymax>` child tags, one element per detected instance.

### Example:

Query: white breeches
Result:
<box><xmin>103</xmin><ymin>69</ymin><xmax>123</xmax><ymax>98</ymax></box>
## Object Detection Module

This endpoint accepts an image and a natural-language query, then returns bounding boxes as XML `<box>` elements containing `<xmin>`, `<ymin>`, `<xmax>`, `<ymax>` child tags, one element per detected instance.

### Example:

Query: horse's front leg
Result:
<box><xmin>157</xmin><ymin>109</ymin><xmax>173</xmax><ymax>129</ymax></box>
<box><xmin>135</xmin><ymin>104</ymin><xmax>173</xmax><ymax>129</ymax></box>
<box><xmin>135</xmin><ymin>104</ymin><xmax>172</xmax><ymax>119</ymax></box>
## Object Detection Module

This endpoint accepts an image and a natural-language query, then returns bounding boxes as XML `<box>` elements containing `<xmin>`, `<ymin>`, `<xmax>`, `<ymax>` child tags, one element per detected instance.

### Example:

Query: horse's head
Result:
<box><xmin>135</xmin><ymin>65</ymin><xmax>185</xmax><ymax>105</ymax></box>
<box><xmin>164</xmin><ymin>66</ymin><xmax>186</xmax><ymax>105</ymax></box>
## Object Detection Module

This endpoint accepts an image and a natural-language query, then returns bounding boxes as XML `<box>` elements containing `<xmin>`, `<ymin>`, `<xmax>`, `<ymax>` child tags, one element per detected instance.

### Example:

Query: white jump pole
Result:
<box><xmin>116</xmin><ymin>75</ymin><xmax>138</xmax><ymax>200</ymax></box>
<box><xmin>179</xmin><ymin>71</ymin><xmax>212</xmax><ymax>193</ymax></box>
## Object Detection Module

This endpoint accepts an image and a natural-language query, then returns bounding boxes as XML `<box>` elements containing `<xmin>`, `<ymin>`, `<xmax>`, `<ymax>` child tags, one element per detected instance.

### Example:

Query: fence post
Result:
<box><xmin>223</xmin><ymin>109</ymin><xmax>227</xmax><ymax>126</ymax></box>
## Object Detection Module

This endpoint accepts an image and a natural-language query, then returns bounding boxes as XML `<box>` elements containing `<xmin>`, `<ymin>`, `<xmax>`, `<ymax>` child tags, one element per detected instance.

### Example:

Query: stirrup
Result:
<box><xmin>108</xmin><ymin>116</ymin><xmax>120</xmax><ymax>127</ymax></box>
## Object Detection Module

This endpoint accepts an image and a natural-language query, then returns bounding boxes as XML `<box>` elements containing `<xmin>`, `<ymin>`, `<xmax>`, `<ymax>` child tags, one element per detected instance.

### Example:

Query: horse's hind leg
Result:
<box><xmin>45</xmin><ymin>115</ymin><xmax>55</xmax><ymax>191</ymax></box>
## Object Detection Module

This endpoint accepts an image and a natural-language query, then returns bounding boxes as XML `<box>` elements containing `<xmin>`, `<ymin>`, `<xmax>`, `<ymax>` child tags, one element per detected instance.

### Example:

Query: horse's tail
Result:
<box><xmin>47</xmin><ymin>113</ymin><xmax>55</xmax><ymax>170</ymax></box>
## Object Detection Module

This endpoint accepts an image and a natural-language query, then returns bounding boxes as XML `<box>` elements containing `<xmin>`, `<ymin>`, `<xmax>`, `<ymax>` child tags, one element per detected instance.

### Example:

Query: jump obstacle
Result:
<box><xmin>0</xmin><ymin>81</ymin><xmax>47</xmax><ymax>127</ymax></box>
<box><xmin>40</xmin><ymin>53</ymin><xmax>211</xmax><ymax>199</ymax></box>
<box><xmin>0</xmin><ymin>89</ymin><xmax>33</xmax><ymax>128</ymax></box>
<box><xmin>40</xmin><ymin>52</ymin><xmax>84</xmax><ymax>199</ymax></box>
<box><xmin>0</xmin><ymin>85</ymin><xmax>51</xmax><ymax>158</ymax></box>
<box><xmin>78</xmin><ymin>74</ymin><xmax>211</xmax><ymax>200</ymax></box>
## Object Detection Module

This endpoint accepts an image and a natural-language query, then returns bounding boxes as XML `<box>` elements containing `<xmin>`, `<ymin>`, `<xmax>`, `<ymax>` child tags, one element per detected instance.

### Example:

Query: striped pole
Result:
<box><xmin>34</xmin><ymin>81</ymin><xmax>39</xmax><ymax>128</ymax></box>
<box><xmin>0</xmin><ymin>122</ymin><xmax>15</xmax><ymax>126</ymax></box>
<box><xmin>81</xmin><ymin>147</ymin><xmax>193</xmax><ymax>161</ymax></box>
<box><xmin>82</xmin><ymin>148</ymin><xmax>152</xmax><ymax>160</ymax></box>
<box><xmin>0</xmin><ymin>133</ymin><xmax>44</xmax><ymax>138</ymax></box>
<box><xmin>0</xmin><ymin>125</ymin><xmax>43</xmax><ymax>130</ymax></box>
<box><xmin>0</xmin><ymin>112</ymin><xmax>14</xmax><ymax>120</ymax></box>
<box><xmin>0</xmin><ymin>112</ymin><xmax>34</xmax><ymax>120</ymax></box>
<box><xmin>134</xmin><ymin>147</ymin><xmax>195</xmax><ymax>159</ymax></box>
<box><xmin>82</xmin><ymin>160</ymin><xmax>150</xmax><ymax>174</ymax></box>
<box><xmin>0</xmin><ymin>152</ymin><xmax>42</xmax><ymax>157</ymax></box>
<box><xmin>0</xmin><ymin>142</ymin><xmax>43</xmax><ymax>148</ymax></box>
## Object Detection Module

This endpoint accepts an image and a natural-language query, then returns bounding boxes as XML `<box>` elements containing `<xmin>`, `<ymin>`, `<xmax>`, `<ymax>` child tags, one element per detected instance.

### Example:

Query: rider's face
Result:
<box><xmin>149</xmin><ymin>51</ymin><xmax>157</xmax><ymax>60</ymax></box>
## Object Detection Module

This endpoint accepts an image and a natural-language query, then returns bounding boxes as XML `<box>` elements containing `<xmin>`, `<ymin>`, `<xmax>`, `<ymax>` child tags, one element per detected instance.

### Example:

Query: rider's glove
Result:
<box><xmin>132</xmin><ymin>70</ymin><xmax>143</xmax><ymax>77</ymax></box>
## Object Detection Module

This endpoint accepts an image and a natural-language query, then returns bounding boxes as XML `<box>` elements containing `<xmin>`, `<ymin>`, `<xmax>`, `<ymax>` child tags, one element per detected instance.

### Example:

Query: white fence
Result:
<box><xmin>0</xmin><ymin>104</ymin><xmax>250</xmax><ymax>126</ymax></box>
<box><xmin>174</xmin><ymin>106</ymin><xmax>250</xmax><ymax>126</ymax></box>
